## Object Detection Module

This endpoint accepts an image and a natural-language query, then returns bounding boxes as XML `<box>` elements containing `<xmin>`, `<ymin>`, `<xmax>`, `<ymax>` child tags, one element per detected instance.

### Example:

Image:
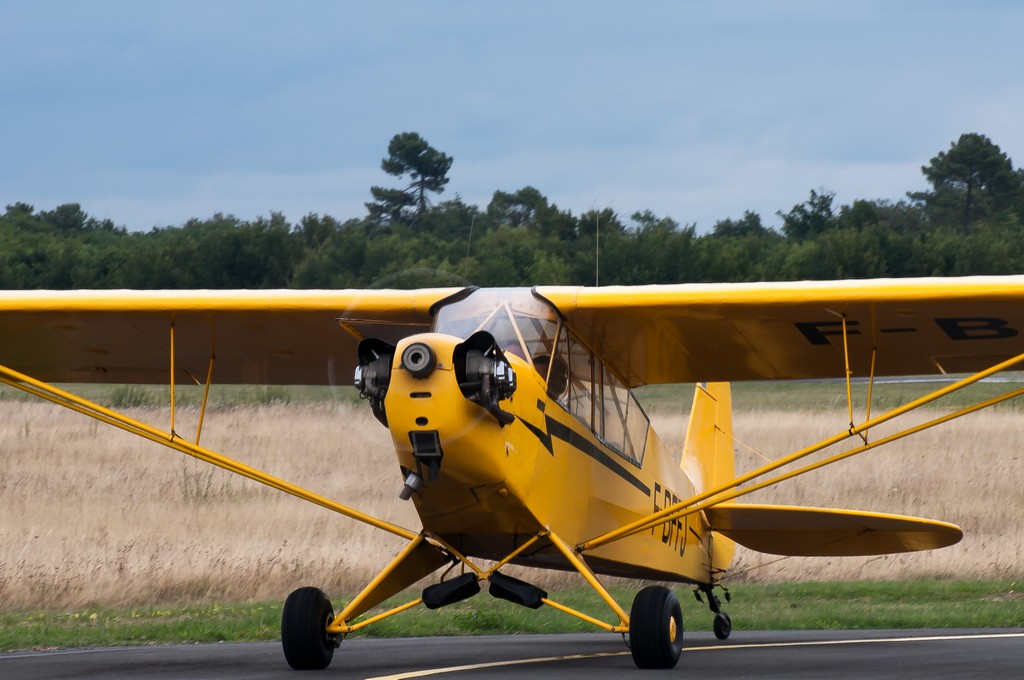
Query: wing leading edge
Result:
<box><xmin>0</xmin><ymin>289</ymin><xmax>460</xmax><ymax>385</ymax></box>
<box><xmin>6</xmin><ymin>276</ymin><xmax>1024</xmax><ymax>388</ymax></box>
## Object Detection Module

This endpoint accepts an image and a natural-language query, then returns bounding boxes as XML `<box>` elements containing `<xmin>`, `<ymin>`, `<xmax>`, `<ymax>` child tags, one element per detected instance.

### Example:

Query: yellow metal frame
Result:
<box><xmin>837</xmin><ymin>312</ymin><xmax>877</xmax><ymax>444</ymax></box>
<box><xmin>0</xmin><ymin>360</ymin><xmax>418</xmax><ymax>541</ymax></box>
<box><xmin>7</xmin><ymin>292</ymin><xmax>1022</xmax><ymax>640</ymax></box>
<box><xmin>195</xmin><ymin>338</ymin><xmax>216</xmax><ymax>445</ymax></box>
<box><xmin>0</xmin><ymin>321</ymin><xmax>627</xmax><ymax>638</ymax></box>
<box><xmin>543</xmin><ymin>532</ymin><xmax>630</xmax><ymax>632</ymax></box>
<box><xmin>434</xmin><ymin>531</ymin><xmax>630</xmax><ymax>633</ymax></box>
<box><xmin>426</xmin><ymin>534</ymin><xmax>488</xmax><ymax>580</ymax></box>
<box><xmin>581</xmin><ymin>349</ymin><xmax>1024</xmax><ymax>551</ymax></box>
<box><xmin>330</xmin><ymin>535</ymin><xmax>435</xmax><ymax>634</ymax></box>
<box><xmin>621</xmin><ymin>384</ymin><xmax>1024</xmax><ymax>540</ymax></box>
<box><xmin>325</xmin><ymin>530</ymin><xmax>630</xmax><ymax>636</ymax></box>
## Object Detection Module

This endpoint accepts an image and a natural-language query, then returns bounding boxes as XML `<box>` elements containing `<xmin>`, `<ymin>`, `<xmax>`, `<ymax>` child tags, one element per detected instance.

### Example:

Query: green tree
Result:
<box><xmin>415</xmin><ymin>198</ymin><xmax>482</xmax><ymax>242</ymax></box>
<box><xmin>608</xmin><ymin>211</ymin><xmax>698</xmax><ymax>284</ymax></box>
<box><xmin>291</xmin><ymin>218</ymin><xmax>372</xmax><ymax>288</ymax></box>
<box><xmin>778</xmin><ymin>189</ymin><xmax>837</xmax><ymax>241</ymax></box>
<box><xmin>39</xmin><ymin>203</ymin><xmax>88</xmax><ymax>233</ymax></box>
<box><xmin>487</xmin><ymin>187</ymin><xmax>578</xmax><ymax>244</ymax></box>
<box><xmin>913</xmin><ymin>133</ymin><xmax>1021</xmax><ymax>235</ymax></box>
<box><xmin>366</xmin><ymin>132</ymin><xmax>453</xmax><ymax>224</ymax></box>
<box><xmin>296</xmin><ymin>213</ymin><xmax>341</xmax><ymax>250</ymax></box>
<box><xmin>699</xmin><ymin>210</ymin><xmax>784</xmax><ymax>282</ymax></box>
<box><xmin>710</xmin><ymin>210</ymin><xmax>776</xmax><ymax>238</ymax></box>
<box><xmin>2</xmin><ymin>202</ymin><xmax>45</xmax><ymax>235</ymax></box>
<box><xmin>471</xmin><ymin>225</ymin><xmax>551</xmax><ymax>286</ymax></box>
<box><xmin>487</xmin><ymin>186</ymin><xmax>546</xmax><ymax>228</ymax></box>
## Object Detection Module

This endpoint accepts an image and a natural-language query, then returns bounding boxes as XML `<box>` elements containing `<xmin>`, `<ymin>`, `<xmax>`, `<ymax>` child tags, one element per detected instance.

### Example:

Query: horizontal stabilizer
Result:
<box><xmin>704</xmin><ymin>503</ymin><xmax>962</xmax><ymax>557</ymax></box>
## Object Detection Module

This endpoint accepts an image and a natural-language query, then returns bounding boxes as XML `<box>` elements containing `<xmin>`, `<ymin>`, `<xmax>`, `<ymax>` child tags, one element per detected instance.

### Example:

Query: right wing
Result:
<box><xmin>0</xmin><ymin>288</ymin><xmax>461</xmax><ymax>385</ymax></box>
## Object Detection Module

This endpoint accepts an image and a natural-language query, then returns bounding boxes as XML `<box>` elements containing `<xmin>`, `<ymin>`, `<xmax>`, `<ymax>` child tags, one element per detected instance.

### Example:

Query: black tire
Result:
<box><xmin>281</xmin><ymin>586</ymin><xmax>339</xmax><ymax>670</ymax></box>
<box><xmin>713</xmin><ymin>611</ymin><xmax>732</xmax><ymax>640</ymax></box>
<box><xmin>629</xmin><ymin>585</ymin><xmax>684</xmax><ymax>669</ymax></box>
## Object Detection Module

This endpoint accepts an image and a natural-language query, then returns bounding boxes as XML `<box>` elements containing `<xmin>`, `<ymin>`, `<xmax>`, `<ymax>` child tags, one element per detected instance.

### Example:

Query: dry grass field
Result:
<box><xmin>2</xmin><ymin>394</ymin><xmax>1022</xmax><ymax>611</ymax></box>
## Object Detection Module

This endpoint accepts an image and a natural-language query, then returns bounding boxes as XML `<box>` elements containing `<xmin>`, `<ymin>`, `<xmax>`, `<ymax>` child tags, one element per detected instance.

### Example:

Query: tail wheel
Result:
<box><xmin>629</xmin><ymin>585</ymin><xmax>684</xmax><ymax>669</ymax></box>
<box><xmin>281</xmin><ymin>587</ymin><xmax>340</xmax><ymax>670</ymax></box>
<box><xmin>713</xmin><ymin>611</ymin><xmax>732</xmax><ymax>640</ymax></box>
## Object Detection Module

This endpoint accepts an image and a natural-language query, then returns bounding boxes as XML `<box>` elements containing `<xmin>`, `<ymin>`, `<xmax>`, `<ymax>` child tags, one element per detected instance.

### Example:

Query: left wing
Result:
<box><xmin>0</xmin><ymin>289</ymin><xmax>459</xmax><ymax>385</ymax></box>
<box><xmin>537</xmin><ymin>276</ymin><xmax>1024</xmax><ymax>387</ymax></box>
<box><xmin>704</xmin><ymin>503</ymin><xmax>963</xmax><ymax>556</ymax></box>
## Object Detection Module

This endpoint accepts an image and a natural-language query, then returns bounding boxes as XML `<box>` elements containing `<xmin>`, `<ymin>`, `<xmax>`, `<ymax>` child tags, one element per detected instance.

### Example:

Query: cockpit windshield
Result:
<box><xmin>434</xmin><ymin>287</ymin><xmax>649</xmax><ymax>466</ymax></box>
<box><xmin>432</xmin><ymin>289</ymin><xmax>559</xmax><ymax>364</ymax></box>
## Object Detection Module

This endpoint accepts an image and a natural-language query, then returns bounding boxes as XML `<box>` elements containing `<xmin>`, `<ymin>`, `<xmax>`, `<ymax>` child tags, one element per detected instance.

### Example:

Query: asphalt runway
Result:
<box><xmin>3</xmin><ymin>629</ymin><xmax>1023</xmax><ymax>679</ymax></box>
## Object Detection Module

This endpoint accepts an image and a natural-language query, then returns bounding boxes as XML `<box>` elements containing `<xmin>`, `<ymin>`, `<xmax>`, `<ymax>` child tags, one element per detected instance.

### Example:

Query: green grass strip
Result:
<box><xmin>3</xmin><ymin>581</ymin><xmax>1023</xmax><ymax>652</ymax></box>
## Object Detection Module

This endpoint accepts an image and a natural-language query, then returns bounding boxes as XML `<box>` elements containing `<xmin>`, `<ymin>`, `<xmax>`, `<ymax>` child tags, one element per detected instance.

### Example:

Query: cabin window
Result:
<box><xmin>564</xmin><ymin>330</ymin><xmax>596</xmax><ymax>429</ymax></box>
<box><xmin>513</xmin><ymin>307</ymin><xmax>558</xmax><ymax>365</ymax></box>
<box><xmin>433</xmin><ymin>289</ymin><xmax>559</xmax><ymax>366</ymax></box>
<box><xmin>552</xmin><ymin>324</ymin><xmax>648</xmax><ymax>466</ymax></box>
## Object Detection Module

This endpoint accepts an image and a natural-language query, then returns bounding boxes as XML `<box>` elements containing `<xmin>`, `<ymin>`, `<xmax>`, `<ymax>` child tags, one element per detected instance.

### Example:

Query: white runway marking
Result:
<box><xmin>363</xmin><ymin>651</ymin><xmax>630</xmax><ymax>679</ymax></box>
<box><xmin>687</xmin><ymin>631</ymin><xmax>1024</xmax><ymax>651</ymax></box>
<box><xmin>363</xmin><ymin>632</ymin><xmax>1024</xmax><ymax>680</ymax></box>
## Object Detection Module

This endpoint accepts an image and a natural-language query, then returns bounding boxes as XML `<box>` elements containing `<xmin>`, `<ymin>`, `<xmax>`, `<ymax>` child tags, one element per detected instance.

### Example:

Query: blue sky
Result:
<box><xmin>2</xmin><ymin>1</ymin><xmax>1022</xmax><ymax>232</ymax></box>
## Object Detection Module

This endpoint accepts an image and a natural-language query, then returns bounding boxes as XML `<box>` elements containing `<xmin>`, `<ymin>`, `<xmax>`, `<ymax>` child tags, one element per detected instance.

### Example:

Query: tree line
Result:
<box><xmin>2</xmin><ymin>132</ymin><xmax>1023</xmax><ymax>290</ymax></box>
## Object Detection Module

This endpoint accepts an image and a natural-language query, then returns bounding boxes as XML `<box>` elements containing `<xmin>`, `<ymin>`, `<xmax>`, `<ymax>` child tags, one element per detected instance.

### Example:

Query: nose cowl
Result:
<box><xmin>401</xmin><ymin>342</ymin><xmax>437</xmax><ymax>379</ymax></box>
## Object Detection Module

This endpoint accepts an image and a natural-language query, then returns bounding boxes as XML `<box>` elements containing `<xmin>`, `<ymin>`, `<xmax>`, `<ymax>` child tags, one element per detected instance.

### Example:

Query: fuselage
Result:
<box><xmin>360</xmin><ymin>288</ymin><xmax>721</xmax><ymax>585</ymax></box>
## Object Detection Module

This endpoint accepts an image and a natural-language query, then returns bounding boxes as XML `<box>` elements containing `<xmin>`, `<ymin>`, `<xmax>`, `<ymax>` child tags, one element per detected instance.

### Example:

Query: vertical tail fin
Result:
<box><xmin>681</xmin><ymin>382</ymin><xmax>736</xmax><ymax>578</ymax></box>
<box><xmin>682</xmin><ymin>382</ymin><xmax>734</xmax><ymax>493</ymax></box>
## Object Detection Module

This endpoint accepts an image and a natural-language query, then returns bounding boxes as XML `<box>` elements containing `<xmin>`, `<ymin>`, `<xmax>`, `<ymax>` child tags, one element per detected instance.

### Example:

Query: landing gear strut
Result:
<box><xmin>694</xmin><ymin>583</ymin><xmax>732</xmax><ymax>640</ymax></box>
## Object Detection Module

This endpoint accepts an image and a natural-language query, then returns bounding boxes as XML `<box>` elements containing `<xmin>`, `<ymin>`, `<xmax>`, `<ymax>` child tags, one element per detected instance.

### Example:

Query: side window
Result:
<box><xmin>602</xmin><ymin>366</ymin><xmax>648</xmax><ymax>465</ymax></box>
<box><xmin>601</xmin><ymin>366</ymin><xmax>627</xmax><ymax>456</ymax></box>
<box><xmin>566</xmin><ymin>332</ymin><xmax>595</xmax><ymax>430</ymax></box>
<box><xmin>624</xmin><ymin>391</ymin><xmax>649</xmax><ymax>464</ymax></box>
<box><xmin>551</xmin><ymin>323</ymin><xmax>593</xmax><ymax>428</ymax></box>
<box><xmin>551</xmin><ymin>325</ymin><xmax>648</xmax><ymax>466</ymax></box>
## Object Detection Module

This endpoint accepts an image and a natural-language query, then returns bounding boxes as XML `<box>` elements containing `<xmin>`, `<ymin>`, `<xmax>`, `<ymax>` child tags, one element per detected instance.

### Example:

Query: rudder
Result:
<box><xmin>681</xmin><ymin>382</ymin><xmax>736</xmax><ymax>577</ymax></box>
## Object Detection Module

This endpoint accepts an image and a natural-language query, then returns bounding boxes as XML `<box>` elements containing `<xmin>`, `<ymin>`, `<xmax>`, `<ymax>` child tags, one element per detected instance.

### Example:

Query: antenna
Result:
<box><xmin>463</xmin><ymin>215</ymin><xmax>476</xmax><ymax>280</ymax></box>
<box><xmin>590</xmin><ymin>199</ymin><xmax>611</xmax><ymax>287</ymax></box>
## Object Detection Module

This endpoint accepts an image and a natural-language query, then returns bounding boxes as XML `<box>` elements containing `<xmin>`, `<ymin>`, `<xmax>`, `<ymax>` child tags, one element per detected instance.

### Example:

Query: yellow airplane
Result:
<box><xmin>2</xmin><ymin>276</ymin><xmax>1023</xmax><ymax>670</ymax></box>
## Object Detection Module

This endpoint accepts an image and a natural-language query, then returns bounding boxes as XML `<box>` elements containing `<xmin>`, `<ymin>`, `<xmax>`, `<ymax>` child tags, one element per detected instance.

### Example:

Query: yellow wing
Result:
<box><xmin>704</xmin><ymin>503</ymin><xmax>963</xmax><ymax>556</ymax></box>
<box><xmin>0</xmin><ymin>289</ymin><xmax>459</xmax><ymax>384</ymax></box>
<box><xmin>537</xmin><ymin>275</ymin><xmax>1024</xmax><ymax>387</ymax></box>
<box><xmin>6</xmin><ymin>276</ymin><xmax>1024</xmax><ymax>387</ymax></box>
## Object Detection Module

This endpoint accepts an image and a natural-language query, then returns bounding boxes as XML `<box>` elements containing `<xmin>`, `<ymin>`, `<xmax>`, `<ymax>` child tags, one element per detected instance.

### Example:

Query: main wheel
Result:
<box><xmin>629</xmin><ymin>585</ymin><xmax>684</xmax><ymax>669</ymax></box>
<box><xmin>713</xmin><ymin>611</ymin><xmax>732</xmax><ymax>640</ymax></box>
<box><xmin>281</xmin><ymin>586</ymin><xmax>339</xmax><ymax>670</ymax></box>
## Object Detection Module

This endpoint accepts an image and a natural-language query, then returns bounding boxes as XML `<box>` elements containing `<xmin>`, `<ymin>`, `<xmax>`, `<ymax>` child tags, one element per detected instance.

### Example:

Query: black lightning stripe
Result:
<box><xmin>518</xmin><ymin>414</ymin><xmax>651</xmax><ymax>497</ymax></box>
<box><xmin>519</xmin><ymin>417</ymin><xmax>553</xmax><ymax>454</ymax></box>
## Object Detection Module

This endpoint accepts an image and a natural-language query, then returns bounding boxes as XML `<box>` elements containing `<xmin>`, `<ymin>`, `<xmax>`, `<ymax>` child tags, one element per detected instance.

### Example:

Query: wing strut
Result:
<box><xmin>194</xmin><ymin>331</ymin><xmax>216</xmax><ymax>445</ymax></box>
<box><xmin>837</xmin><ymin>311</ymin><xmax>877</xmax><ymax>443</ymax></box>
<box><xmin>580</xmin><ymin>350</ymin><xmax>1024</xmax><ymax>552</ymax></box>
<box><xmin>169</xmin><ymin>321</ymin><xmax>178</xmax><ymax>437</ymax></box>
<box><xmin>0</xmin><ymin>360</ymin><xmax>419</xmax><ymax>541</ymax></box>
